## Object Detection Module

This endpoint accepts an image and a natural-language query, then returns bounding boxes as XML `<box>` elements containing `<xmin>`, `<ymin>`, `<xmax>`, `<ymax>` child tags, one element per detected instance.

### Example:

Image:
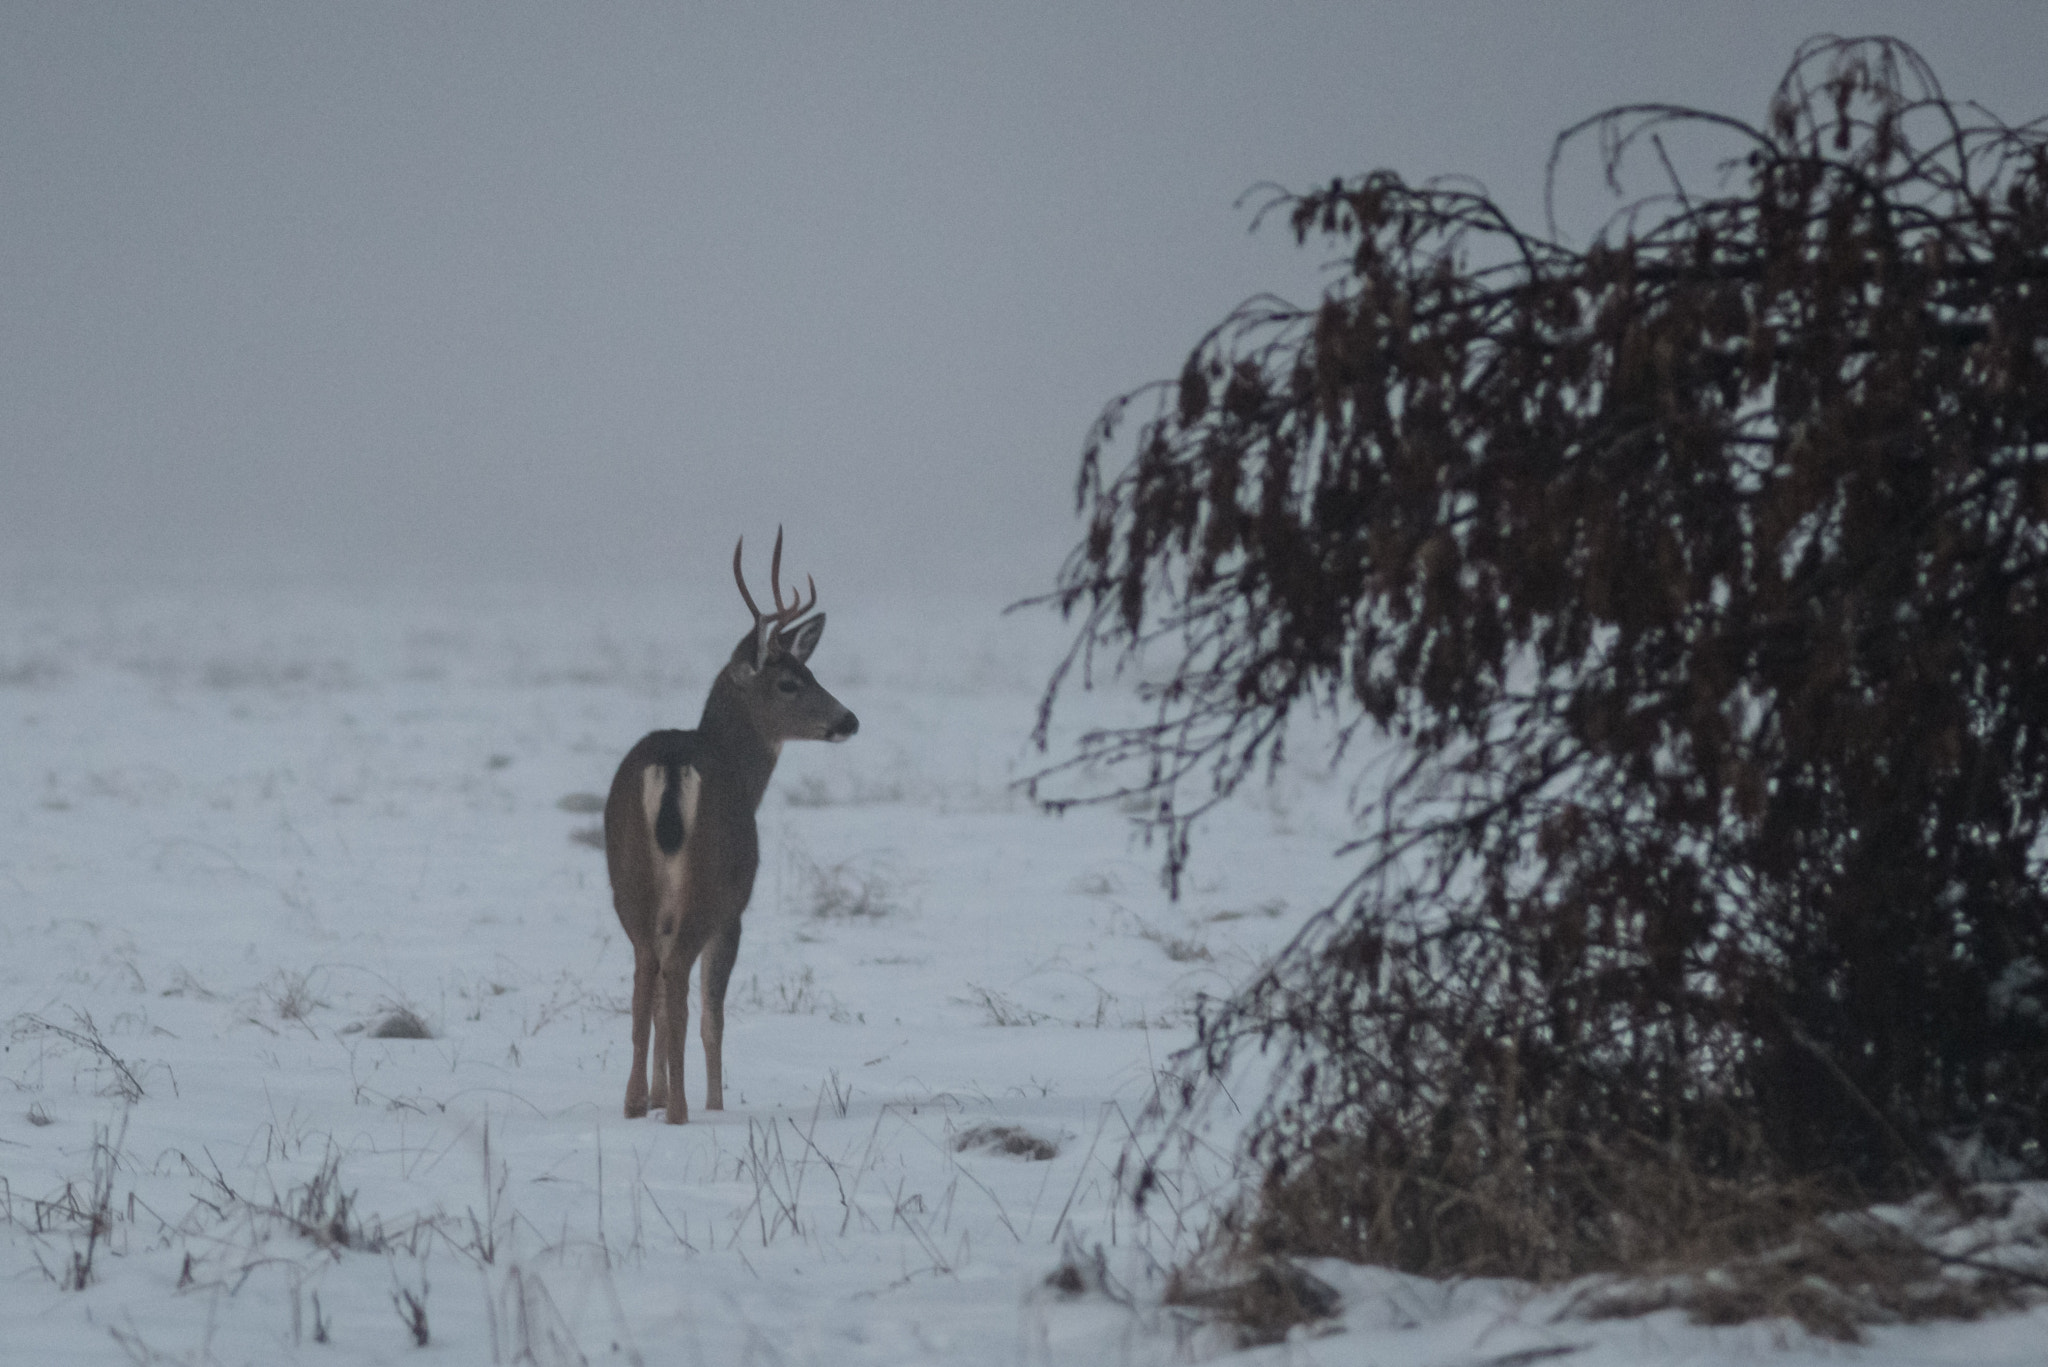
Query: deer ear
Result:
<box><xmin>783</xmin><ymin>613</ymin><xmax>826</xmax><ymax>664</ymax></box>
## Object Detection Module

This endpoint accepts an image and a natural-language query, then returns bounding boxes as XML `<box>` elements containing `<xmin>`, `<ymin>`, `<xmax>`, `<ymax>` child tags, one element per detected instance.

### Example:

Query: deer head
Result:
<box><xmin>722</xmin><ymin>528</ymin><xmax>859</xmax><ymax>745</ymax></box>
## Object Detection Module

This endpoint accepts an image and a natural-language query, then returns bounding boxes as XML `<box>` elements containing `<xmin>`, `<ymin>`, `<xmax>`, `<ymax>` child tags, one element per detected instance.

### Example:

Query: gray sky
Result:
<box><xmin>3</xmin><ymin>4</ymin><xmax>2042</xmax><ymax>602</ymax></box>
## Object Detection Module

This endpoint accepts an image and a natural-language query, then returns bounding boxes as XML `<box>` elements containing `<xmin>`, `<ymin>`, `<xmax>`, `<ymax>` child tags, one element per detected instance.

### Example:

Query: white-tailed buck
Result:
<box><xmin>604</xmin><ymin>529</ymin><xmax>858</xmax><ymax>1122</ymax></box>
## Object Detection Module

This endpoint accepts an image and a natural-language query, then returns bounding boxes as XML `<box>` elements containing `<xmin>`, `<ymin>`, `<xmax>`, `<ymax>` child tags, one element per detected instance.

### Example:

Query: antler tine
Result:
<box><xmin>787</xmin><ymin>573</ymin><xmax>818</xmax><ymax>625</ymax></box>
<box><xmin>732</xmin><ymin>536</ymin><xmax>766</xmax><ymax>625</ymax></box>
<box><xmin>766</xmin><ymin>527</ymin><xmax>818</xmax><ymax>630</ymax></box>
<box><xmin>772</xmin><ymin>578</ymin><xmax>819</xmax><ymax>637</ymax></box>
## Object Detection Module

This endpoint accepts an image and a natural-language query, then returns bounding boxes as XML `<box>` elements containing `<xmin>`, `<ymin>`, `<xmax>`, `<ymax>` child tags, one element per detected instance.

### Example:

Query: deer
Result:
<box><xmin>603</xmin><ymin>528</ymin><xmax>858</xmax><ymax>1122</ymax></box>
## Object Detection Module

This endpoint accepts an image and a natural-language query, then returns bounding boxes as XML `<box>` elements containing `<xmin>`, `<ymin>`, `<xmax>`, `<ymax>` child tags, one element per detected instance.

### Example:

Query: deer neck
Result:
<box><xmin>697</xmin><ymin>677</ymin><xmax>781</xmax><ymax>814</ymax></box>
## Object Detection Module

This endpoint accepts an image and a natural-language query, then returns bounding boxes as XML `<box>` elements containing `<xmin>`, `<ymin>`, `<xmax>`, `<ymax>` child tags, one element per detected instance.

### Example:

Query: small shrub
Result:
<box><xmin>953</xmin><ymin>1123</ymin><xmax>1059</xmax><ymax>1161</ymax></box>
<box><xmin>284</xmin><ymin>1149</ymin><xmax>386</xmax><ymax>1252</ymax></box>
<box><xmin>1044</xmin><ymin>1240</ymin><xmax>1124</xmax><ymax>1300</ymax></box>
<box><xmin>1135</xmin><ymin>920</ymin><xmax>1211</xmax><ymax>962</ymax></box>
<box><xmin>786</xmin><ymin>848</ymin><xmax>901</xmax><ymax>919</ymax></box>
<box><xmin>265</xmin><ymin>970</ymin><xmax>326</xmax><ymax>1023</ymax></box>
<box><xmin>371</xmin><ymin>1007</ymin><xmax>434</xmax><ymax>1040</ymax></box>
<box><xmin>1042</xmin><ymin>36</ymin><xmax>2048</xmax><ymax>1340</ymax></box>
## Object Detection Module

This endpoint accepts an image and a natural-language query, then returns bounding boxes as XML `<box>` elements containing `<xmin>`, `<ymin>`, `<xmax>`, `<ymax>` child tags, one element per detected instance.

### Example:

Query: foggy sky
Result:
<box><xmin>4</xmin><ymin>4</ymin><xmax>2043</xmax><ymax>603</ymax></box>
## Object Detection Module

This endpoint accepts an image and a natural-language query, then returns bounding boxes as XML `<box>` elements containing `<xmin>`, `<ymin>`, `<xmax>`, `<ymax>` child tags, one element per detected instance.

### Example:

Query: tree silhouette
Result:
<box><xmin>1035</xmin><ymin>37</ymin><xmax>2048</xmax><ymax>1276</ymax></box>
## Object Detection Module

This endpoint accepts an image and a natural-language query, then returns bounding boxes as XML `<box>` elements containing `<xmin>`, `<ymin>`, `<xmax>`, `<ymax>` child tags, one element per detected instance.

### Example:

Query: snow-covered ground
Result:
<box><xmin>3</xmin><ymin>584</ymin><xmax>2046</xmax><ymax>1365</ymax></box>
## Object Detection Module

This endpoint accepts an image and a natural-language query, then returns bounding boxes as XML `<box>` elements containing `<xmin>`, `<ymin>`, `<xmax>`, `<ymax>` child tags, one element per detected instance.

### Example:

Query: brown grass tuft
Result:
<box><xmin>1572</xmin><ymin>1189</ymin><xmax>2048</xmax><ymax>1342</ymax></box>
<box><xmin>1165</xmin><ymin>1258</ymin><xmax>1342</xmax><ymax>1347</ymax></box>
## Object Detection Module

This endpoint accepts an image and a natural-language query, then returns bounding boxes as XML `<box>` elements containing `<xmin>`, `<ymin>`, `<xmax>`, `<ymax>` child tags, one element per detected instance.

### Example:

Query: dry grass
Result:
<box><xmin>782</xmin><ymin>772</ymin><xmax>908</xmax><ymax>808</ymax></box>
<box><xmin>733</xmin><ymin>966</ymin><xmax>859</xmax><ymax>1022</ymax></box>
<box><xmin>1164</xmin><ymin>1258</ymin><xmax>1342</xmax><ymax>1348</ymax></box>
<box><xmin>275</xmin><ymin>1148</ymin><xmax>388</xmax><ymax>1253</ymax></box>
<box><xmin>1204</xmin><ymin>1131</ymin><xmax>2048</xmax><ymax>1344</ymax></box>
<box><xmin>263</xmin><ymin>969</ymin><xmax>327</xmax><ymax>1023</ymax></box>
<box><xmin>960</xmin><ymin>985</ymin><xmax>1049</xmax><ymax>1027</ymax></box>
<box><xmin>1134</xmin><ymin>920</ymin><xmax>1210</xmax><ymax>962</ymax></box>
<box><xmin>785</xmin><ymin>847</ymin><xmax>903</xmax><ymax>920</ymax></box>
<box><xmin>10</xmin><ymin>1011</ymin><xmax>149</xmax><ymax>1102</ymax></box>
<box><xmin>1572</xmin><ymin>1187</ymin><xmax>2048</xmax><ymax>1342</ymax></box>
<box><xmin>1240</xmin><ymin>1123</ymin><xmax>1838</xmax><ymax>1281</ymax></box>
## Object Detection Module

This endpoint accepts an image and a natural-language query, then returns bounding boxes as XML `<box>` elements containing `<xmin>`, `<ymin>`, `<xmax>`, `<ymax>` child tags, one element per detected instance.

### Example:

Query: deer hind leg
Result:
<box><xmin>642</xmin><ymin>763</ymin><xmax>700</xmax><ymax>1122</ymax></box>
<box><xmin>657</xmin><ymin>951</ymin><xmax>688</xmax><ymax>1123</ymax></box>
<box><xmin>699</xmin><ymin>922</ymin><xmax>743</xmax><ymax>1112</ymax></box>
<box><xmin>657</xmin><ymin>926</ymin><xmax>717</xmax><ymax>1124</ymax></box>
<box><xmin>625</xmin><ymin>945</ymin><xmax>659</xmax><ymax>1119</ymax></box>
<box><xmin>648</xmin><ymin>963</ymin><xmax>670</xmax><ymax>1113</ymax></box>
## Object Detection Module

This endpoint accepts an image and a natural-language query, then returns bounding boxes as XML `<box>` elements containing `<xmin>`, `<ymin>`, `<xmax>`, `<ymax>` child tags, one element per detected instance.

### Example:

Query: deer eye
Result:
<box><xmin>776</xmin><ymin>676</ymin><xmax>800</xmax><ymax>695</ymax></box>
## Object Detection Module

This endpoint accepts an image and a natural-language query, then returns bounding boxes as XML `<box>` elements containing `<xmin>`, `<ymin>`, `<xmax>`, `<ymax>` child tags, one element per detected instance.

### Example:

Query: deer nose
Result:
<box><xmin>826</xmin><ymin>711</ymin><xmax>859</xmax><ymax>742</ymax></box>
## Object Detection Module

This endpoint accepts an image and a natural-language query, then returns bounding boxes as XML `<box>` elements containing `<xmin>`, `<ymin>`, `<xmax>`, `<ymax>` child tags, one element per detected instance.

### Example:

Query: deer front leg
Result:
<box><xmin>625</xmin><ymin>947</ymin><xmax>659</xmax><ymax>1119</ymax></box>
<box><xmin>699</xmin><ymin>923</ymin><xmax>742</xmax><ymax>1112</ymax></box>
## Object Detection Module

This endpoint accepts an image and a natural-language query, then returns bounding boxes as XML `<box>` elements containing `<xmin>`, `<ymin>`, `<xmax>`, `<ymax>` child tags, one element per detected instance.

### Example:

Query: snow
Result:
<box><xmin>3</xmin><ymin>583</ymin><xmax>2047</xmax><ymax>1365</ymax></box>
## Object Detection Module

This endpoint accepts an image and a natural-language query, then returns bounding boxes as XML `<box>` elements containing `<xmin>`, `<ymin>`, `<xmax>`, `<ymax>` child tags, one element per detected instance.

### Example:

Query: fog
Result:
<box><xmin>3</xmin><ymin>4</ymin><xmax>2041</xmax><ymax>604</ymax></box>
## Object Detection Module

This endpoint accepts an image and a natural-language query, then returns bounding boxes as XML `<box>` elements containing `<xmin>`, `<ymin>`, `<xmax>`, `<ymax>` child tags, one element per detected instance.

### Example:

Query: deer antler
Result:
<box><xmin>733</xmin><ymin>527</ymin><xmax>819</xmax><ymax>666</ymax></box>
<box><xmin>766</xmin><ymin>530</ymin><xmax>817</xmax><ymax>623</ymax></box>
<box><xmin>732</xmin><ymin>535</ymin><xmax>766</xmax><ymax>625</ymax></box>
